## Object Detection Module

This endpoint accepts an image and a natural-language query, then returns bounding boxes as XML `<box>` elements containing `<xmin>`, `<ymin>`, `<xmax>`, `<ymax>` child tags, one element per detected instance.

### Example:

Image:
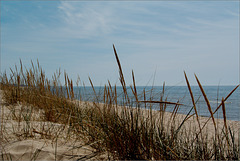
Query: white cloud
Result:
<box><xmin>225</xmin><ymin>9</ymin><xmax>239</xmax><ymax>17</ymax></box>
<box><xmin>57</xmin><ymin>2</ymin><xmax>114</xmax><ymax>39</ymax></box>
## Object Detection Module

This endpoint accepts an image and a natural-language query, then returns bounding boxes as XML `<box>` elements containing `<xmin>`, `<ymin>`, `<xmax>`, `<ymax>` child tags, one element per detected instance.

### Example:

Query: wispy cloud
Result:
<box><xmin>57</xmin><ymin>2</ymin><xmax>115</xmax><ymax>39</ymax></box>
<box><xmin>1</xmin><ymin>1</ymin><xmax>239</xmax><ymax>85</ymax></box>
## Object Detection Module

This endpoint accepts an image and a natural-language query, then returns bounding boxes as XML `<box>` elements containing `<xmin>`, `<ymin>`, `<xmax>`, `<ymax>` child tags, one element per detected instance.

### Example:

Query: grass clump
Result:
<box><xmin>1</xmin><ymin>45</ymin><xmax>239</xmax><ymax>160</ymax></box>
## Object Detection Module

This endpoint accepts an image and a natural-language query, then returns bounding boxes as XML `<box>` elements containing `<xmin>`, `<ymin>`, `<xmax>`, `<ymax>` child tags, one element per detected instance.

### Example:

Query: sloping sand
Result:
<box><xmin>2</xmin><ymin>139</ymin><xmax>101</xmax><ymax>161</ymax></box>
<box><xmin>0</xmin><ymin>91</ymin><xmax>108</xmax><ymax>160</ymax></box>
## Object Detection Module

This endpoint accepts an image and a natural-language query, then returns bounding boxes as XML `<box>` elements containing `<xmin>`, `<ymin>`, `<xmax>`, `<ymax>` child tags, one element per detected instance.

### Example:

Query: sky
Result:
<box><xmin>1</xmin><ymin>1</ymin><xmax>239</xmax><ymax>86</ymax></box>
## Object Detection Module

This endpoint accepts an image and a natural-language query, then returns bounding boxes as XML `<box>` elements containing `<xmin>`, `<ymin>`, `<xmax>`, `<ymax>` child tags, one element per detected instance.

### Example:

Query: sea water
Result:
<box><xmin>74</xmin><ymin>86</ymin><xmax>240</xmax><ymax>121</ymax></box>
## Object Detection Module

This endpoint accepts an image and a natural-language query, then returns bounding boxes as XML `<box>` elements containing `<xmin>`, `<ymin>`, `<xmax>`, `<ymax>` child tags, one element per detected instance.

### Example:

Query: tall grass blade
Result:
<box><xmin>138</xmin><ymin>100</ymin><xmax>183</xmax><ymax>106</ymax></box>
<box><xmin>222</xmin><ymin>97</ymin><xmax>230</xmax><ymax>149</ymax></box>
<box><xmin>195</xmin><ymin>74</ymin><xmax>217</xmax><ymax>132</ymax></box>
<box><xmin>184</xmin><ymin>72</ymin><xmax>203</xmax><ymax>137</ymax></box>
<box><xmin>113</xmin><ymin>44</ymin><xmax>130</xmax><ymax>104</ymax></box>
<box><xmin>132</xmin><ymin>70</ymin><xmax>138</xmax><ymax>102</ymax></box>
<box><xmin>89</xmin><ymin>77</ymin><xmax>97</xmax><ymax>100</ymax></box>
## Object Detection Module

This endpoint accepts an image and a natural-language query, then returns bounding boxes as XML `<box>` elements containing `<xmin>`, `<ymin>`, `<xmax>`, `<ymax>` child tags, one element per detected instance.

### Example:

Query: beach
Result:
<box><xmin>1</xmin><ymin>90</ymin><xmax>239</xmax><ymax>160</ymax></box>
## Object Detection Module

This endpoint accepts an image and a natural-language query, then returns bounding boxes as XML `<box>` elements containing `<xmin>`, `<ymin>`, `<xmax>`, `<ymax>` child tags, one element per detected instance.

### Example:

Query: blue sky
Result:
<box><xmin>1</xmin><ymin>1</ymin><xmax>239</xmax><ymax>86</ymax></box>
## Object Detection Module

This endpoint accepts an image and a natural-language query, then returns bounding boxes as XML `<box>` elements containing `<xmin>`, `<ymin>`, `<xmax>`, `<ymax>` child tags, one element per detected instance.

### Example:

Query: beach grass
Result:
<box><xmin>0</xmin><ymin>45</ymin><xmax>239</xmax><ymax>160</ymax></box>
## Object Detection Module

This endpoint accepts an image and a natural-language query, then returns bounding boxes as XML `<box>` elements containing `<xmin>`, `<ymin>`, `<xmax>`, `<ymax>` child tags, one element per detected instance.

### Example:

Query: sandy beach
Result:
<box><xmin>1</xmin><ymin>90</ymin><xmax>239</xmax><ymax>160</ymax></box>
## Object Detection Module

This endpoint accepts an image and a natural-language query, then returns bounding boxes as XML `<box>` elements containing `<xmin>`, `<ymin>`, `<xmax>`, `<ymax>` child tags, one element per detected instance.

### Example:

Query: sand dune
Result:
<box><xmin>1</xmin><ymin>90</ymin><xmax>239</xmax><ymax>160</ymax></box>
<box><xmin>0</xmin><ymin>91</ymin><xmax>108</xmax><ymax>160</ymax></box>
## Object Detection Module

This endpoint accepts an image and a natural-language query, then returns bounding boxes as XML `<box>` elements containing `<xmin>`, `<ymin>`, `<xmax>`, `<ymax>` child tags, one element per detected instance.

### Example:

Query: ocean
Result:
<box><xmin>73</xmin><ymin>86</ymin><xmax>240</xmax><ymax>121</ymax></box>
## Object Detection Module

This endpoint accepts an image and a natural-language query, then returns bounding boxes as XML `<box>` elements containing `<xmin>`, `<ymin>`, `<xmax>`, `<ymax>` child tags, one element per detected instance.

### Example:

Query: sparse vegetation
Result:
<box><xmin>0</xmin><ymin>45</ymin><xmax>239</xmax><ymax>160</ymax></box>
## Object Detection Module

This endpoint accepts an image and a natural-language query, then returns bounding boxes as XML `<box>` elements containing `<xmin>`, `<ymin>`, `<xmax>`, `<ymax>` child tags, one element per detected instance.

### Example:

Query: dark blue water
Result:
<box><xmin>73</xmin><ymin>86</ymin><xmax>239</xmax><ymax>121</ymax></box>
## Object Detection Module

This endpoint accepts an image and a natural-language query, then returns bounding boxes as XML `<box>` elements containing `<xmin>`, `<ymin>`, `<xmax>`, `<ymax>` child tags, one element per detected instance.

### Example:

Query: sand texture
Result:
<box><xmin>0</xmin><ymin>91</ymin><xmax>108</xmax><ymax>160</ymax></box>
